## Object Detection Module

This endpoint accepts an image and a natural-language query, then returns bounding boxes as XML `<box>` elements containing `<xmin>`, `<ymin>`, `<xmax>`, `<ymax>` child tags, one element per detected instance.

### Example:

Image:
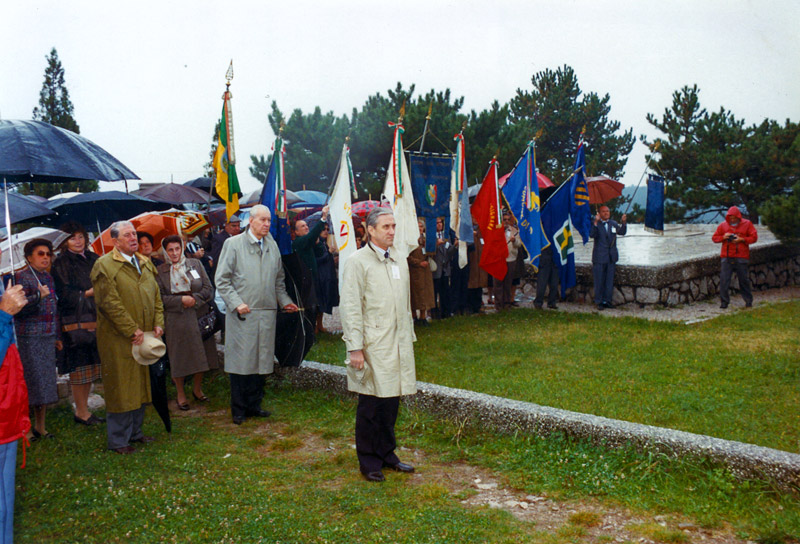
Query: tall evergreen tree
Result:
<box><xmin>26</xmin><ymin>47</ymin><xmax>96</xmax><ymax>196</ymax></box>
<box><xmin>644</xmin><ymin>85</ymin><xmax>800</xmax><ymax>222</ymax></box>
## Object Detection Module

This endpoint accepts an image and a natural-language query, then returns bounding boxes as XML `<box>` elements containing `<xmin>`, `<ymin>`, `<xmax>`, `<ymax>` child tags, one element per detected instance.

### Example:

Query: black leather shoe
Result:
<box><xmin>246</xmin><ymin>409</ymin><xmax>272</xmax><ymax>418</ymax></box>
<box><xmin>362</xmin><ymin>470</ymin><xmax>385</xmax><ymax>482</ymax></box>
<box><xmin>597</xmin><ymin>304</ymin><xmax>605</xmax><ymax>311</ymax></box>
<box><xmin>385</xmin><ymin>462</ymin><xmax>415</xmax><ymax>473</ymax></box>
<box><xmin>131</xmin><ymin>436</ymin><xmax>155</xmax><ymax>444</ymax></box>
<box><xmin>232</xmin><ymin>416</ymin><xmax>246</xmax><ymax>425</ymax></box>
<box><xmin>602</xmin><ymin>301</ymin><xmax>614</xmax><ymax>309</ymax></box>
<box><xmin>547</xmin><ymin>304</ymin><xmax>559</xmax><ymax>310</ymax></box>
<box><xmin>720</xmin><ymin>303</ymin><xmax>728</xmax><ymax>309</ymax></box>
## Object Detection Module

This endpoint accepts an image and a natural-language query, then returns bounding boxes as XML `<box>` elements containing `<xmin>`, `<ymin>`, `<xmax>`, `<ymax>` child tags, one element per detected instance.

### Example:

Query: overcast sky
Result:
<box><xmin>2</xmin><ymin>0</ymin><xmax>798</xmax><ymax>195</ymax></box>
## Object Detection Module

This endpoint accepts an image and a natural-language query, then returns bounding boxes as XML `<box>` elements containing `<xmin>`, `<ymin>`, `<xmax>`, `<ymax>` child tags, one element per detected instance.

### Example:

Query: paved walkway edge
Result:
<box><xmin>283</xmin><ymin>361</ymin><xmax>800</xmax><ymax>489</ymax></box>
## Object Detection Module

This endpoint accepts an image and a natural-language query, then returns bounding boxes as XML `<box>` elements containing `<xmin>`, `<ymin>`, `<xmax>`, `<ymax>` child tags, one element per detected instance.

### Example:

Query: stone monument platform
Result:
<box><xmin>526</xmin><ymin>224</ymin><xmax>800</xmax><ymax>306</ymax></box>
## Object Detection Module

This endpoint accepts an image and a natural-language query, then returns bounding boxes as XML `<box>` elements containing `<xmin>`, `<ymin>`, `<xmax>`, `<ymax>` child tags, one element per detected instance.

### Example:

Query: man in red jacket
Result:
<box><xmin>712</xmin><ymin>206</ymin><xmax>758</xmax><ymax>309</ymax></box>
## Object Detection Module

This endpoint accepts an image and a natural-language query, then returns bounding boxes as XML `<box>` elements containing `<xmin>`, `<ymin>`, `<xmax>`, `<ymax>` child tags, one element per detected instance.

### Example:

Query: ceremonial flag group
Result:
<box><xmin>329</xmin><ymin>143</ymin><xmax>358</xmax><ymax>285</ymax></box>
<box><xmin>213</xmin><ymin>82</ymin><xmax>241</xmax><ymax>220</ymax></box>
<box><xmin>382</xmin><ymin>114</ymin><xmax>419</xmax><ymax>259</ymax></box>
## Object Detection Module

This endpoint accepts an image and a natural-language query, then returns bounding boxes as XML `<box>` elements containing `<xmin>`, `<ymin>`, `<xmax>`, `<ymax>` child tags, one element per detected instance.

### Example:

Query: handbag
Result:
<box><xmin>197</xmin><ymin>299</ymin><xmax>223</xmax><ymax>340</ymax></box>
<box><xmin>61</xmin><ymin>292</ymin><xmax>96</xmax><ymax>349</ymax></box>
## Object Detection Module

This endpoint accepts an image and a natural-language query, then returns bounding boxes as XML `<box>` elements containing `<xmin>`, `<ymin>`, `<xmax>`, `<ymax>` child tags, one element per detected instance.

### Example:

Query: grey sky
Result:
<box><xmin>2</xmin><ymin>0</ymin><xmax>798</xmax><ymax>195</ymax></box>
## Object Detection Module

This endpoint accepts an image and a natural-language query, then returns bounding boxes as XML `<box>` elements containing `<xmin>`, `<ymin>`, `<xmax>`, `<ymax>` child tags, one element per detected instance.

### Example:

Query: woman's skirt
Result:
<box><xmin>18</xmin><ymin>334</ymin><xmax>58</xmax><ymax>406</ymax></box>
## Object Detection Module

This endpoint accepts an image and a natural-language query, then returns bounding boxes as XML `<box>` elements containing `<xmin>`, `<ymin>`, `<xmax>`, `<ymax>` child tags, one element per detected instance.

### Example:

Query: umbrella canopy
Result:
<box><xmin>497</xmin><ymin>171</ymin><xmax>555</xmax><ymax>191</ymax></box>
<box><xmin>351</xmin><ymin>200</ymin><xmax>388</xmax><ymax>219</ymax></box>
<box><xmin>0</xmin><ymin>192</ymin><xmax>56</xmax><ymax>228</ymax></box>
<box><xmin>160</xmin><ymin>209</ymin><xmax>210</xmax><ymax>236</ymax></box>
<box><xmin>43</xmin><ymin>190</ymin><xmax>168</xmax><ymax>232</ymax></box>
<box><xmin>240</xmin><ymin>188</ymin><xmax>302</xmax><ymax>208</ymax></box>
<box><xmin>0</xmin><ymin>227</ymin><xmax>69</xmax><ymax>275</ymax></box>
<box><xmin>0</xmin><ymin>120</ymin><xmax>139</xmax><ymax>184</ymax></box>
<box><xmin>290</xmin><ymin>190</ymin><xmax>329</xmax><ymax>208</ymax></box>
<box><xmin>586</xmin><ymin>175</ymin><xmax>624</xmax><ymax>204</ymax></box>
<box><xmin>134</xmin><ymin>183</ymin><xmax>211</xmax><ymax>205</ymax></box>
<box><xmin>183</xmin><ymin>176</ymin><xmax>222</xmax><ymax>201</ymax></box>
<box><xmin>91</xmin><ymin>212</ymin><xmax>181</xmax><ymax>255</ymax></box>
<box><xmin>23</xmin><ymin>194</ymin><xmax>49</xmax><ymax>204</ymax></box>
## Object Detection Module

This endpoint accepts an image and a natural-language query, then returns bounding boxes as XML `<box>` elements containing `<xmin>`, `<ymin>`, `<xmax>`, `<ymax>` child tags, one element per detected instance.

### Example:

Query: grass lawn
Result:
<box><xmin>312</xmin><ymin>301</ymin><xmax>800</xmax><ymax>453</ymax></box>
<box><xmin>16</xmin><ymin>379</ymin><xmax>800</xmax><ymax>543</ymax></box>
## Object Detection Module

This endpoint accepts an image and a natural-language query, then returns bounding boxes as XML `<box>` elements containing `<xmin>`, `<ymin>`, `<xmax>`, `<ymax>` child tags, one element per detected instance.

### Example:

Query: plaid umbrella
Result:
<box><xmin>351</xmin><ymin>200</ymin><xmax>388</xmax><ymax>219</ymax></box>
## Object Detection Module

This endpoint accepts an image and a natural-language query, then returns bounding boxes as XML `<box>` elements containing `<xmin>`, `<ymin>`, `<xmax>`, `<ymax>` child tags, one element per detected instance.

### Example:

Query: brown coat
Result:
<box><xmin>407</xmin><ymin>240</ymin><xmax>435</xmax><ymax>312</ymax></box>
<box><xmin>468</xmin><ymin>235</ymin><xmax>488</xmax><ymax>289</ymax></box>
<box><xmin>156</xmin><ymin>258</ymin><xmax>219</xmax><ymax>379</ymax></box>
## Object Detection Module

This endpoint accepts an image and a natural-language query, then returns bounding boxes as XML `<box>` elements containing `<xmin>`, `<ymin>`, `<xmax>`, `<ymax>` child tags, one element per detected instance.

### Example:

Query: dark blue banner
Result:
<box><xmin>409</xmin><ymin>152</ymin><xmax>452</xmax><ymax>252</ymax></box>
<box><xmin>645</xmin><ymin>174</ymin><xmax>665</xmax><ymax>233</ymax></box>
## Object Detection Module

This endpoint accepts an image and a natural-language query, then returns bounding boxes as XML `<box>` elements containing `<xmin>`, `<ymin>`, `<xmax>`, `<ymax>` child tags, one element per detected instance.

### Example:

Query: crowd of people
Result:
<box><xmin>0</xmin><ymin>200</ymin><xmax>760</xmax><ymax>533</ymax></box>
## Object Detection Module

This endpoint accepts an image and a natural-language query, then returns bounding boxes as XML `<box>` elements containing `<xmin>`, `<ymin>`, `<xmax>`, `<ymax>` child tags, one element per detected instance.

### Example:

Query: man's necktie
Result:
<box><xmin>384</xmin><ymin>250</ymin><xmax>389</xmax><ymax>259</ymax></box>
<box><xmin>258</xmin><ymin>239</ymin><xmax>263</xmax><ymax>254</ymax></box>
<box><xmin>133</xmin><ymin>257</ymin><xmax>141</xmax><ymax>274</ymax></box>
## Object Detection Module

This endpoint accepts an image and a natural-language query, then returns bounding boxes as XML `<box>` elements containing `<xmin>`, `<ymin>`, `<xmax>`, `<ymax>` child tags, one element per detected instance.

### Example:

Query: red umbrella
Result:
<box><xmin>351</xmin><ymin>200</ymin><xmax>389</xmax><ymax>219</ymax></box>
<box><xmin>586</xmin><ymin>175</ymin><xmax>624</xmax><ymax>204</ymax></box>
<box><xmin>498</xmin><ymin>172</ymin><xmax>554</xmax><ymax>189</ymax></box>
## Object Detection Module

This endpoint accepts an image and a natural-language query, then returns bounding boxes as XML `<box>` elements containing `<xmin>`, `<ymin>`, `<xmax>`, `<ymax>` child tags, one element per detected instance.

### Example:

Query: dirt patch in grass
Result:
<box><xmin>414</xmin><ymin>461</ymin><xmax>747</xmax><ymax>544</ymax></box>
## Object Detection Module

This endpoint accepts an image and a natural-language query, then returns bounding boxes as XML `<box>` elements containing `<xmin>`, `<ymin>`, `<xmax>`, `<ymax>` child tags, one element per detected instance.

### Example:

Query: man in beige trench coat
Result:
<box><xmin>215</xmin><ymin>205</ymin><xmax>298</xmax><ymax>425</ymax></box>
<box><xmin>340</xmin><ymin>208</ymin><xmax>417</xmax><ymax>482</ymax></box>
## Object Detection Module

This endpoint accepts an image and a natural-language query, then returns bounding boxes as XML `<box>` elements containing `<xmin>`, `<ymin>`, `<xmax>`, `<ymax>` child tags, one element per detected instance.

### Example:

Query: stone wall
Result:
<box><xmin>524</xmin><ymin>242</ymin><xmax>800</xmax><ymax>307</ymax></box>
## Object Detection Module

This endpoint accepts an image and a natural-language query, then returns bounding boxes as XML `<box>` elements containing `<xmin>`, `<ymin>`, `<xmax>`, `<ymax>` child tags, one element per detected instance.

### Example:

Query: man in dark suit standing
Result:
<box><xmin>590</xmin><ymin>205</ymin><xmax>627</xmax><ymax>310</ymax></box>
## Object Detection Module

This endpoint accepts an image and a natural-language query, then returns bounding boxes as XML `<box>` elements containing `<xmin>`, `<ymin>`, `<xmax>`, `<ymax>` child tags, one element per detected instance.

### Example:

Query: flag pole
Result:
<box><xmin>624</xmin><ymin>140</ymin><xmax>660</xmax><ymax>215</ymax></box>
<box><xmin>3</xmin><ymin>178</ymin><xmax>13</xmax><ymax>281</ymax></box>
<box><xmin>418</xmin><ymin>100</ymin><xmax>432</xmax><ymax>152</ymax></box>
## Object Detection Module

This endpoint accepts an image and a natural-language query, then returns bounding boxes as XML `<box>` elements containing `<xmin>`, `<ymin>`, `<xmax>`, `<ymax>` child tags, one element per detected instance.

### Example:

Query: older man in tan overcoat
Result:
<box><xmin>92</xmin><ymin>220</ymin><xmax>164</xmax><ymax>454</ymax></box>
<box><xmin>340</xmin><ymin>207</ymin><xmax>417</xmax><ymax>482</ymax></box>
<box><xmin>215</xmin><ymin>205</ymin><xmax>297</xmax><ymax>425</ymax></box>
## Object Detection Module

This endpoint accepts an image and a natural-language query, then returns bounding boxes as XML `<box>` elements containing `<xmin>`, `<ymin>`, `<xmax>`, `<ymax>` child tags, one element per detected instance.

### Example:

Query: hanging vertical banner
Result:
<box><xmin>471</xmin><ymin>159</ymin><xmax>508</xmax><ymax>281</ymax></box>
<box><xmin>409</xmin><ymin>152</ymin><xmax>452</xmax><ymax>253</ymax></box>
<box><xmin>213</xmin><ymin>65</ymin><xmax>241</xmax><ymax>220</ymax></box>
<box><xmin>645</xmin><ymin>174</ymin><xmax>665</xmax><ymax>234</ymax></box>
<box><xmin>382</xmin><ymin>118</ymin><xmax>419</xmax><ymax>259</ymax></box>
<box><xmin>329</xmin><ymin>143</ymin><xmax>357</xmax><ymax>285</ymax></box>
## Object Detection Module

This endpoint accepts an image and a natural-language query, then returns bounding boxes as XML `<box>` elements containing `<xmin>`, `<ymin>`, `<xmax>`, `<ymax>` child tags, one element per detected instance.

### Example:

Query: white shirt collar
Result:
<box><xmin>248</xmin><ymin>230</ymin><xmax>263</xmax><ymax>245</ymax></box>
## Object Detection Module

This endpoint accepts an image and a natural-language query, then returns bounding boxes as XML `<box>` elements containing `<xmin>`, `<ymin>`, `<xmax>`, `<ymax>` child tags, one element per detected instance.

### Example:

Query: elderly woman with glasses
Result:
<box><xmin>14</xmin><ymin>238</ymin><xmax>61</xmax><ymax>441</ymax></box>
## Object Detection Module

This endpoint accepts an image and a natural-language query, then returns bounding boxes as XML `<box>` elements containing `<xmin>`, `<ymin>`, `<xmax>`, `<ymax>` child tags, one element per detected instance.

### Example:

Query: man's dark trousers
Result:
<box><xmin>720</xmin><ymin>258</ymin><xmax>752</xmax><ymax>306</ymax></box>
<box><xmin>230</xmin><ymin>373</ymin><xmax>266</xmax><ymax>418</ymax></box>
<box><xmin>355</xmin><ymin>394</ymin><xmax>401</xmax><ymax>473</ymax></box>
<box><xmin>593</xmin><ymin>262</ymin><xmax>616</xmax><ymax>305</ymax></box>
<box><xmin>534</xmin><ymin>245</ymin><xmax>559</xmax><ymax>307</ymax></box>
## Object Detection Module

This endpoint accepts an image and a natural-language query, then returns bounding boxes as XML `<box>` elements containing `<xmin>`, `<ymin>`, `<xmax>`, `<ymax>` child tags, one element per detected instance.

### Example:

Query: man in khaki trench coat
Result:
<box><xmin>91</xmin><ymin>221</ymin><xmax>164</xmax><ymax>454</ymax></box>
<box><xmin>340</xmin><ymin>208</ymin><xmax>417</xmax><ymax>482</ymax></box>
<box><xmin>215</xmin><ymin>205</ymin><xmax>298</xmax><ymax>425</ymax></box>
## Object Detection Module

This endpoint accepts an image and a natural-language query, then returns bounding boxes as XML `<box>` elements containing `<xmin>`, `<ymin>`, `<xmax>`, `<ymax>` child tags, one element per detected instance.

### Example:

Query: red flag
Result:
<box><xmin>470</xmin><ymin>159</ymin><xmax>508</xmax><ymax>281</ymax></box>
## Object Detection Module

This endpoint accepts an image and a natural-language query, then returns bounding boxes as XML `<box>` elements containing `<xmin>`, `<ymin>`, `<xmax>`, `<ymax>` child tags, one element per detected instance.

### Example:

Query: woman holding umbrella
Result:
<box><xmin>52</xmin><ymin>222</ymin><xmax>105</xmax><ymax>426</ymax></box>
<box><xmin>155</xmin><ymin>235</ymin><xmax>217</xmax><ymax>410</ymax></box>
<box><xmin>14</xmin><ymin>239</ymin><xmax>60</xmax><ymax>440</ymax></box>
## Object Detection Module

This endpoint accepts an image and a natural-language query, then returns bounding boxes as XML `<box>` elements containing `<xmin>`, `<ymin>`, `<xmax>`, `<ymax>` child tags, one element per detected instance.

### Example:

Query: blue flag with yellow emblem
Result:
<box><xmin>541</xmin><ymin>182</ymin><xmax>576</xmax><ymax>298</ymax></box>
<box><xmin>570</xmin><ymin>139</ymin><xmax>592</xmax><ymax>244</ymax></box>
<box><xmin>501</xmin><ymin>142</ymin><xmax>549</xmax><ymax>270</ymax></box>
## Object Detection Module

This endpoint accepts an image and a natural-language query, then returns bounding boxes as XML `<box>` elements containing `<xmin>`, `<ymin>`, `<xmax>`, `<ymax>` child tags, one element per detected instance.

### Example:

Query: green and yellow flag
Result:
<box><xmin>214</xmin><ymin>87</ymin><xmax>240</xmax><ymax>220</ymax></box>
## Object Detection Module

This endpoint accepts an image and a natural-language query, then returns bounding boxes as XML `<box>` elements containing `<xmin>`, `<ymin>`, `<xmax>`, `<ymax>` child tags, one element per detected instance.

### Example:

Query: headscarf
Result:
<box><xmin>164</xmin><ymin>239</ymin><xmax>192</xmax><ymax>294</ymax></box>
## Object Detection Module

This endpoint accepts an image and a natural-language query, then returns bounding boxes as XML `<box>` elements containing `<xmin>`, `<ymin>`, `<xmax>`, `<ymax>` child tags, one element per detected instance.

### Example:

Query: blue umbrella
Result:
<box><xmin>290</xmin><ymin>189</ymin><xmax>329</xmax><ymax>208</ymax></box>
<box><xmin>0</xmin><ymin>192</ymin><xmax>56</xmax><ymax>228</ymax></box>
<box><xmin>44</xmin><ymin>190</ymin><xmax>169</xmax><ymax>232</ymax></box>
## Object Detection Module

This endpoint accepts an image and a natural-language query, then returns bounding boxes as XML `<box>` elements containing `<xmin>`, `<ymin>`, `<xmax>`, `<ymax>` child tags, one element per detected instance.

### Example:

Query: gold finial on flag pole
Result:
<box><xmin>426</xmin><ymin>100</ymin><xmax>432</xmax><ymax>121</ymax></box>
<box><xmin>399</xmin><ymin>100</ymin><xmax>406</xmax><ymax>122</ymax></box>
<box><xmin>279</xmin><ymin>121</ymin><xmax>285</xmax><ymax>136</ymax></box>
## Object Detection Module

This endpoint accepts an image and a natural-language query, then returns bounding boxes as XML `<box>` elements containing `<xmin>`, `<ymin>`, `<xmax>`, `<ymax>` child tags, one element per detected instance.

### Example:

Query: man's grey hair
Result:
<box><xmin>366</xmin><ymin>207</ymin><xmax>393</xmax><ymax>229</ymax></box>
<box><xmin>109</xmin><ymin>220</ymin><xmax>134</xmax><ymax>239</ymax></box>
<box><xmin>250</xmin><ymin>204</ymin><xmax>271</xmax><ymax>219</ymax></box>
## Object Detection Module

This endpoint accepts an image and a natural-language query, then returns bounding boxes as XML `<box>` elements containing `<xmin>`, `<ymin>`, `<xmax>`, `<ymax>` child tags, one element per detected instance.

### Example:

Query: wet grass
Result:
<box><xmin>15</xmin><ymin>381</ymin><xmax>800</xmax><ymax>543</ymax></box>
<box><xmin>312</xmin><ymin>300</ymin><xmax>800</xmax><ymax>452</ymax></box>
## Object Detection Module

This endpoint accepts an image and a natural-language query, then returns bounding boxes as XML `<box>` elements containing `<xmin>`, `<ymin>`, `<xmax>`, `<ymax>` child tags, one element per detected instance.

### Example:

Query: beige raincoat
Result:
<box><xmin>340</xmin><ymin>244</ymin><xmax>416</xmax><ymax>397</ymax></box>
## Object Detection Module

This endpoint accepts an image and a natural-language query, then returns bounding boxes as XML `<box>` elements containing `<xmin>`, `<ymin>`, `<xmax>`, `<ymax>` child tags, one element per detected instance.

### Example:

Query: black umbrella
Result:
<box><xmin>43</xmin><ymin>190</ymin><xmax>170</xmax><ymax>232</ymax></box>
<box><xmin>275</xmin><ymin>253</ymin><xmax>316</xmax><ymax>367</ymax></box>
<box><xmin>134</xmin><ymin>183</ymin><xmax>211</xmax><ymax>205</ymax></box>
<box><xmin>0</xmin><ymin>120</ymin><xmax>139</xmax><ymax>184</ymax></box>
<box><xmin>0</xmin><ymin>192</ymin><xmax>56</xmax><ymax>227</ymax></box>
<box><xmin>183</xmin><ymin>176</ymin><xmax>221</xmax><ymax>200</ymax></box>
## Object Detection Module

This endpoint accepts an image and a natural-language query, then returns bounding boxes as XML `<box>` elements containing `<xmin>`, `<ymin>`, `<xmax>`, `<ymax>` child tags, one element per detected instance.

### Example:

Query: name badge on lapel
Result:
<box><xmin>610</xmin><ymin>226</ymin><xmax>617</xmax><ymax>234</ymax></box>
<box><xmin>190</xmin><ymin>269</ymin><xmax>201</xmax><ymax>280</ymax></box>
<box><xmin>391</xmin><ymin>265</ymin><xmax>401</xmax><ymax>280</ymax></box>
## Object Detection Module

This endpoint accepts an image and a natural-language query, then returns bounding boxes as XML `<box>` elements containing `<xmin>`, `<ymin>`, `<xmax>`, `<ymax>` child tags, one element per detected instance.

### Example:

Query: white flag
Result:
<box><xmin>382</xmin><ymin>126</ymin><xmax>419</xmax><ymax>259</ymax></box>
<box><xmin>329</xmin><ymin>144</ymin><xmax>357</xmax><ymax>286</ymax></box>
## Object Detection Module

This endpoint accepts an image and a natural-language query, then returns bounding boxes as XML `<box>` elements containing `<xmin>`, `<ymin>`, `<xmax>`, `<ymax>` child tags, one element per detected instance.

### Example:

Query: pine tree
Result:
<box><xmin>27</xmin><ymin>47</ymin><xmax>97</xmax><ymax>196</ymax></box>
<box><xmin>32</xmin><ymin>48</ymin><xmax>80</xmax><ymax>133</ymax></box>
